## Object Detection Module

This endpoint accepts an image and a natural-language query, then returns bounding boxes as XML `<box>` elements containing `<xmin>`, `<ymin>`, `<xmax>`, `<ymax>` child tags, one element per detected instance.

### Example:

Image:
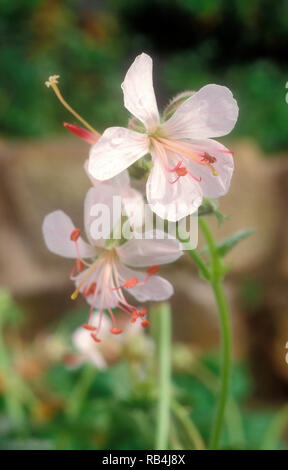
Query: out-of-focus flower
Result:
<box><xmin>88</xmin><ymin>53</ymin><xmax>238</xmax><ymax>221</ymax></box>
<box><xmin>70</xmin><ymin>312</ymin><xmax>154</xmax><ymax>369</ymax></box>
<box><xmin>42</xmin><ymin>181</ymin><xmax>183</xmax><ymax>341</ymax></box>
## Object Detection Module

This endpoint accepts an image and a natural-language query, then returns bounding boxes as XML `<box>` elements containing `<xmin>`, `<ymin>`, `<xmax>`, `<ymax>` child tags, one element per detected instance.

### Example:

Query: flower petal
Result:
<box><xmin>117</xmin><ymin>231</ymin><xmax>183</xmax><ymax>267</ymax></box>
<box><xmin>121</xmin><ymin>53</ymin><xmax>160</xmax><ymax>131</ymax></box>
<box><xmin>84</xmin><ymin>160</ymin><xmax>130</xmax><ymax>189</ymax></box>
<box><xmin>121</xmin><ymin>187</ymin><xmax>145</xmax><ymax>229</ymax></box>
<box><xmin>162</xmin><ymin>84</ymin><xmax>238</xmax><ymax>139</ymax></box>
<box><xmin>146</xmin><ymin>157</ymin><xmax>203</xmax><ymax>222</ymax></box>
<box><xmin>118</xmin><ymin>265</ymin><xmax>174</xmax><ymax>302</ymax></box>
<box><xmin>84</xmin><ymin>185</ymin><xmax>122</xmax><ymax>246</ymax></box>
<box><xmin>88</xmin><ymin>127</ymin><xmax>149</xmax><ymax>181</ymax></box>
<box><xmin>42</xmin><ymin>210</ymin><xmax>94</xmax><ymax>259</ymax></box>
<box><xmin>185</xmin><ymin>139</ymin><xmax>234</xmax><ymax>198</ymax></box>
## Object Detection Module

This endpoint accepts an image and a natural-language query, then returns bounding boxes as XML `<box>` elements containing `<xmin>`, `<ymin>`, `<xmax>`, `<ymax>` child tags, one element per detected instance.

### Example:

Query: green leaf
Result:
<box><xmin>216</xmin><ymin>229</ymin><xmax>256</xmax><ymax>257</ymax></box>
<box><xmin>200</xmin><ymin>229</ymin><xmax>256</xmax><ymax>257</ymax></box>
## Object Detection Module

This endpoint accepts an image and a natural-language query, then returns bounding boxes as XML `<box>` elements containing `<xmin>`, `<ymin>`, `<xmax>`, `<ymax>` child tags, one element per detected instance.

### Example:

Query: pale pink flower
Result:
<box><xmin>88</xmin><ymin>53</ymin><xmax>239</xmax><ymax>221</ymax></box>
<box><xmin>42</xmin><ymin>184</ymin><xmax>182</xmax><ymax>341</ymax></box>
<box><xmin>71</xmin><ymin>312</ymin><xmax>154</xmax><ymax>369</ymax></box>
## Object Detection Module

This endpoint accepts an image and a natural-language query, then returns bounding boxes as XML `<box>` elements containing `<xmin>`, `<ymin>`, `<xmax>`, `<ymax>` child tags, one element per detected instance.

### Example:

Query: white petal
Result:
<box><xmin>88</xmin><ymin>127</ymin><xmax>149</xmax><ymax>181</ymax></box>
<box><xmin>118</xmin><ymin>265</ymin><xmax>173</xmax><ymax>302</ymax></box>
<box><xmin>42</xmin><ymin>210</ymin><xmax>94</xmax><ymax>259</ymax></box>
<box><xmin>121</xmin><ymin>187</ymin><xmax>145</xmax><ymax>229</ymax></box>
<box><xmin>146</xmin><ymin>157</ymin><xmax>203</xmax><ymax>222</ymax></box>
<box><xmin>84</xmin><ymin>185</ymin><xmax>122</xmax><ymax>245</ymax></box>
<box><xmin>185</xmin><ymin>139</ymin><xmax>234</xmax><ymax>198</ymax></box>
<box><xmin>162</xmin><ymin>84</ymin><xmax>239</xmax><ymax>139</ymax></box>
<box><xmin>117</xmin><ymin>232</ymin><xmax>183</xmax><ymax>267</ymax></box>
<box><xmin>121</xmin><ymin>53</ymin><xmax>160</xmax><ymax>131</ymax></box>
<box><xmin>84</xmin><ymin>160</ymin><xmax>130</xmax><ymax>189</ymax></box>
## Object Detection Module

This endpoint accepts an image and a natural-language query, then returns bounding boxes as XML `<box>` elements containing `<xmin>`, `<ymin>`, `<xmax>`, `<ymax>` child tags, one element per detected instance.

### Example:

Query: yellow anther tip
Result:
<box><xmin>213</xmin><ymin>170</ymin><xmax>218</xmax><ymax>176</ymax></box>
<box><xmin>71</xmin><ymin>292</ymin><xmax>78</xmax><ymax>300</ymax></box>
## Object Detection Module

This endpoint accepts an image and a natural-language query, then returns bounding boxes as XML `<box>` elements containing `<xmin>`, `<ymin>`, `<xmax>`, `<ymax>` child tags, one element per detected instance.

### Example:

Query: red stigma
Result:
<box><xmin>110</xmin><ymin>327</ymin><xmax>123</xmax><ymax>335</ymax></box>
<box><xmin>82</xmin><ymin>323</ymin><xmax>96</xmax><ymax>331</ymax></box>
<box><xmin>124</xmin><ymin>277</ymin><xmax>138</xmax><ymax>288</ymax></box>
<box><xmin>141</xmin><ymin>319</ymin><xmax>150</xmax><ymax>328</ymax></box>
<box><xmin>70</xmin><ymin>228</ymin><xmax>81</xmax><ymax>241</ymax></box>
<box><xmin>146</xmin><ymin>265</ymin><xmax>160</xmax><ymax>276</ymax></box>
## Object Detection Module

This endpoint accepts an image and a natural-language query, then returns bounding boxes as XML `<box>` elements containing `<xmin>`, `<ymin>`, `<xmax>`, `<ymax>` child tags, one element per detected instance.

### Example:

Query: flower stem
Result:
<box><xmin>209</xmin><ymin>278</ymin><xmax>232</xmax><ymax>449</ymax></box>
<box><xmin>194</xmin><ymin>218</ymin><xmax>232</xmax><ymax>449</ymax></box>
<box><xmin>155</xmin><ymin>302</ymin><xmax>172</xmax><ymax>450</ymax></box>
<box><xmin>171</xmin><ymin>400</ymin><xmax>206</xmax><ymax>450</ymax></box>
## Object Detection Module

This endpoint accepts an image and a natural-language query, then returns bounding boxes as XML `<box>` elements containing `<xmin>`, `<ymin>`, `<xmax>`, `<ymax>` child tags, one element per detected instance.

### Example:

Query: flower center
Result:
<box><xmin>69</xmin><ymin>233</ymin><xmax>158</xmax><ymax>341</ymax></box>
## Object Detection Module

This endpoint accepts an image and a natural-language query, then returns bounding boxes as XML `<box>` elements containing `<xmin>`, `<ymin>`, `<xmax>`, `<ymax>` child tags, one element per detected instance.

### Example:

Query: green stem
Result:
<box><xmin>197</xmin><ymin>218</ymin><xmax>232</xmax><ymax>449</ymax></box>
<box><xmin>171</xmin><ymin>400</ymin><xmax>206</xmax><ymax>450</ymax></box>
<box><xmin>155</xmin><ymin>302</ymin><xmax>172</xmax><ymax>450</ymax></box>
<box><xmin>209</xmin><ymin>278</ymin><xmax>232</xmax><ymax>449</ymax></box>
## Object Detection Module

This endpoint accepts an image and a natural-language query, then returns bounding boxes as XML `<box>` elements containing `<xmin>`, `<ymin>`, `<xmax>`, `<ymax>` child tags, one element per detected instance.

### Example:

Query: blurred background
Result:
<box><xmin>0</xmin><ymin>0</ymin><xmax>288</xmax><ymax>450</ymax></box>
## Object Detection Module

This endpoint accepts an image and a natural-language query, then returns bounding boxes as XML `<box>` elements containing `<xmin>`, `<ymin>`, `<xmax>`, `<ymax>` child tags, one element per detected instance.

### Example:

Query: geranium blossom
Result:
<box><xmin>88</xmin><ymin>53</ymin><xmax>239</xmax><ymax>221</ymax></box>
<box><xmin>42</xmin><ymin>183</ymin><xmax>182</xmax><ymax>341</ymax></box>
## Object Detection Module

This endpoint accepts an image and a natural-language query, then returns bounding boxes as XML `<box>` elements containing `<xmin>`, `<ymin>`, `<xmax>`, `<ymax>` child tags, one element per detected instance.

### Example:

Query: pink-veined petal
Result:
<box><xmin>146</xmin><ymin>156</ymin><xmax>203</xmax><ymax>222</ymax></box>
<box><xmin>121</xmin><ymin>53</ymin><xmax>160</xmax><ymax>132</ymax></box>
<box><xmin>117</xmin><ymin>231</ymin><xmax>183</xmax><ymax>267</ymax></box>
<box><xmin>118</xmin><ymin>265</ymin><xmax>173</xmax><ymax>302</ymax></box>
<box><xmin>184</xmin><ymin>138</ymin><xmax>234</xmax><ymax>198</ymax></box>
<box><xmin>88</xmin><ymin>127</ymin><xmax>149</xmax><ymax>181</ymax></box>
<box><xmin>84</xmin><ymin>186</ymin><xmax>122</xmax><ymax>246</ymax></box>
<box><xmin>162</xmin><ymin>84</ymin><xmax>238</xmax><ymax>139</ymax></box>
<box><xmin>42</xmin><ymin>210</ymin><xmax>94</xmax><ymax>259</ymax></box>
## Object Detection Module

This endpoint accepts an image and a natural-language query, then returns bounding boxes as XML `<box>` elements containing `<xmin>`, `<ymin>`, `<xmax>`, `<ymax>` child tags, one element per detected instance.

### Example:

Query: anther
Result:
<box><xmin>90</xmin><ymin>333</ymin><xmax>101</xmax><ymax>343</ymax></box>
<box><xmin>139</xmin><ymin>308</ymin><xmax>147</xmax><ymax>317</ymax></box>
<box><xmin>124</xmin><ymin>277</ymin><xmax>138</xmax><ymax>288</ymax></box>
<box><xmin>70</xmin><ymin>228</ymin><xmax>81</xmax><ymax>241</ymax></box>
<box><xmin>141</xmin><ymin>319</ymin><xmax>150</xmax><ymax>328</ymax></box>
<box><xmin>110</xmin><ymin>327</ymin><xmax>123</xmax><ymax>335</ymax></box>
<box><xmin>146</xmin><ymin>266</ymin><xmax>160</xmax><ymax>276</ymax></box>
<box><xmin>176</xmin><ymin>166</ymin><xmax>188</xmax><ymax>177</ymax></box>
<box><xmin>82</xmin><ymin>324</ymin><xmax>96</xmax><ymax>331</ymax></box>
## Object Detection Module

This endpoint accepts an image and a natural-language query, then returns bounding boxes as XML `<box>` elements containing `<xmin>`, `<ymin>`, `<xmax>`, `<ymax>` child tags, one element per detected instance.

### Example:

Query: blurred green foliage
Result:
<box><xmin>0</xmin><ymin>288</ymin><xmax>287</xmax><ymax>450</ymax></box>
<box><xmin>0</xmin><ymin>0</ymin><xmax>287</xmax><ymax>152</ymax></box>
